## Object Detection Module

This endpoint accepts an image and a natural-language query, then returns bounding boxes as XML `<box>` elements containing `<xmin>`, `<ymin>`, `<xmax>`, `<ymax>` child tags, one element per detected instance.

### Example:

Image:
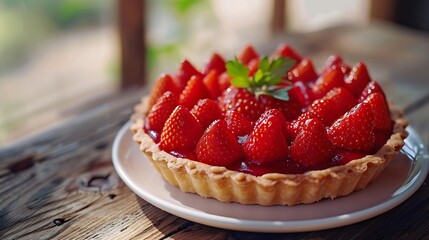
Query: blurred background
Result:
<box><xmin>0</xmin><ymin>0</ymin><xmax>428</xmax><ymax>145</ymax></box>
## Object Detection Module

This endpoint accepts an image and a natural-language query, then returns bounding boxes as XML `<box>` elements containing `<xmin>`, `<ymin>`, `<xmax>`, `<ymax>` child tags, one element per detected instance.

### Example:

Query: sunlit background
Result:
<box><xmin>0</xmin><ymin>0</ymin><xmax>428</xmax><ymax>145</ymax></box>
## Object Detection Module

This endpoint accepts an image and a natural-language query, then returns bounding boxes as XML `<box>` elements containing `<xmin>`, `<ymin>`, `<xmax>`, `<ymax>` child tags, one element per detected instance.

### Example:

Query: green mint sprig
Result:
<box><xmin>226</xmin><ymin>56</ymin><xmax>295</xmax><ymax>101</ymax></box>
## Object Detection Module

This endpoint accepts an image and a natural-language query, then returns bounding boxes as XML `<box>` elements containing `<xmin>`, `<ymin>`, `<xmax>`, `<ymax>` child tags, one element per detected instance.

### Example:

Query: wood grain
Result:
<box><xmin>1</xmin><ymin>23</ymin><xmax>429</xmax><ymax>239</ymax></box>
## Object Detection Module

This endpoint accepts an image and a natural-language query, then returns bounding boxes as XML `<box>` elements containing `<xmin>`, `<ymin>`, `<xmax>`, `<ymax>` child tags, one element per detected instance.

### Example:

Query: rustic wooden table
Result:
<box><xmin>1</xmin><ymin>22</ymin><xmax>429</xmax><ymax>239</ymax></box>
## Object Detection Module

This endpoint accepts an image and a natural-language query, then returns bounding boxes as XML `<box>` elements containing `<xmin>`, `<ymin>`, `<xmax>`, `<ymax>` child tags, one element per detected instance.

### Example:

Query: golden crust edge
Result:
<box><xmin>130</xmin><ymin>97</ymin><xmax>409</xmax><ymax>206</ymax></box>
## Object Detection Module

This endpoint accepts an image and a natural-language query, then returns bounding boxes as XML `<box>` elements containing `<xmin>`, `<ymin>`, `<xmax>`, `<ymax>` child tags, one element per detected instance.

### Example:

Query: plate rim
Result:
<box><xmin>112</xmin><ymin>121</ymin><xmax>429</xmax><ymax>233</ymax></box>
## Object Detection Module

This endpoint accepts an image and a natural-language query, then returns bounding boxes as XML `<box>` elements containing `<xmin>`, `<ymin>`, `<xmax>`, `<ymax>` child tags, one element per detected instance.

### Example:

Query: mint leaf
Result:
<box><xmin>258</xmin><ymin>57</ymin><xmax>270</xmax><ymax>72</ymax></box>
<box><xmin>226</xmin><ymin>59</ymin><xmax>249</xmax><ymax>78</ymax></box>
<box><xmin>271</xmin><ymin>86</ymin><xmax>292</xmax><ymax>101</ymax></box>
<box><xmin>231</xmin><ymin>76</ymin><xmax>250</xmax><ymax>88</ymax></box>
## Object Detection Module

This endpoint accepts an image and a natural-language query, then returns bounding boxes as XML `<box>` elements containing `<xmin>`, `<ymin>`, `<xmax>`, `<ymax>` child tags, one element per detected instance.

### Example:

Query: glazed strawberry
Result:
<box><xmin>196</xmin><ymin>120</ymin><xmax>243</xmax><ymax>166</ymax></box>
<box><xmin>218</xmin><ymin>87</ymin><xmax>265</xmax><ymax>121</ymax></box>
<box><xmin>218</xmin><ymin>72</ymin><xmax>231</xmax><ymax>92</ymax></box>
<box><xmin>271</xmin><ymin>44</ymin><xmax>302</xmax><ymax>62</ymax></box>
<box><xmin>259</xmin><ymin>95</ymin><xmax>302</xmax><ymax>121</ymax></box>
<box><xmin>224</xmin><ymin>110</ymin><xmax>253</xmax><ymax>137</ymax></box>
<box><xmin>179</xmin><ymin>75</ymin><xmax>210</xmax><ymax>109</ymax></box>
<box><xmin>147</xmin><ymin>91</ymin><xmax>178</xmax><ymax>132</ymax></box>
<box><xmin>345</xmin><ymin>62</ymin><xmax>371</xmax><ymax>97</ymax></box>
<box><xmin>288</xmin><ymin>82</ymin><xmax>313</xmax><ymax>108</ymax></box>
<box><xmin>286</xmin><ymin>112</ymin><xmax>312</xmax><ymax>141</ymax></box>
<box><xmin>290</xmin><ymin>118</ymin><xmax>335</xmax><ymax>167</ymax></box>
<box><xmin>311</xmin><ymin>66</ymin><xmax>344</xmax><ymax>99</ymax></box>
<box><xmin>374</xmin><ymin>130</ymin><xmax>391</xmax><ymax>152</ymax></box>
<box><xmin>359</xmin><ymin>81</ymin><xmax>385</xmax><ymax>102</ymax></box>
<box><xmin>148</xmin><ymin>74</ymin><xmax>179</xmax><ymax>110</ymax></box>
<box><xmin>364</xmin><ymin>93</ymin><xmax>392</xmax><ymax>131</ymax></box>
<box><xmin>321</xmin><ymin>55</ymin><xmax>351</xmax><ymax>75</ymax></box>
<box><xmin>328</xmin><ymin>102</ymin><xmax>375</xmax><ymax>152</ymax></box>
<box><xmin>243</xmin><ymin>109</ymin><xmax>288</xmax><ymax>164</ymax></box>
<box><xmin>203</xmin><ymin>53</ymin><xmax>226</xmax><ymax>75</ymax></box>
<box><xmin>332</xmin><ymin>150</ymin><xmax>366</xmax><ymax>166</ymax></box>
<box><xmin>191</xmin><ymin>99</ymin><xmax>222</xmax><ymax>129</ymax></box>
<box><xmin>203</xmin><ymin>70</ymin><xmax>221</xmax><ymax>99</ymax></box>
<box><xmin>307</xmin><ymin>87</ymin><xmax>357</xmax><ymax>126</ymax></box>
<box><xmin>238</xmin><ymin>44</ymin><xmax>259</xmax><ymax>65</ymax></box>
<box><xmin>247</xmin><ymin>58</ymin><xmax>260</xmax><ymax>76</ymax></box>
<box><xmin>176</xmin><ymin>60</ymin><xmax>203</xmax><ymax>91</ymax></box>
<box><xmin>160</xmin><ymin>106</ymin><xmax>204</xmax><ymax>152</ymax></box>
<box><xmin>287</xmin><ymin>59</ymin><xmax>318</xmax><ymax>83</ymax></box>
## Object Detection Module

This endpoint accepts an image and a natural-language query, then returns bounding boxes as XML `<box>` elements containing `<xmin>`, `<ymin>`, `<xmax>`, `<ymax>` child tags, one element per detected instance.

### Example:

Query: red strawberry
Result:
<box><xmin>147</xmin><ymin>91</ymin><xmax>178</xmax><ymax>132</ymax></box>
<box><xmin>218</xmin><ymin>72</ymin><xmax>231</xmax><ymax>92</ymax></box>
<box><xmin>196</xmin><ymin>120</ymin><xmax>243</xmax><ymax>166</ymax></box>
<box><xmin>271</xmin><ymin>43</ymin><xmax>302</xmax><ymax>62</ymax></box>
<box><xmin>359</xmin><ymin>81</ymin><xmax>385</xmax><ymax>102</ymax></box>
<box><xmin>148</xmin><ymin>74</ymin><xmax>179</xmax><ymax>110</ymax></box>
<box><xmin>321</xmin><ymin>55</ymin><xmax>351</xmax><ymax>75</ymax></box>
<box><xmin>191</xmin><ymin>99</ymin><xmax>222</xmax><ymax>129</ymax></box>
<box><xmin>345</xmin><ymin>62</ymin><xmax>371</xmax><ymax>97</ymax></box>
<box><xmin>332</xmin><ymin>150</ymin><xmax>366</xmax><ymax>166</ymax></box>
<box><xmin>203</xmin><ymin>70</ymin><xmax>221</xmax><ymax>99</ymax></box>
<box><xmin>259</xmin><ymin>95</ymin><xmax>302</xmax><ymax>121</ymax></box>
<box><xmin>243</xmin><ymin>109</ymin><xmax>289</xmax><ymax>164</ymax></box>
<box><xmin>179</xmin><ymin>75</ymin><xmax>210</xmax><ymax>109</ymax></box>
<box><xmin>224</xmin><ymin>110</ymin><xmax>253</xmax><ymax>137</ymax></box>
<box><xmin>218</xmin><ymin>87</ymin><xmax>266</xmax><ymax>121</ymax></box>
<box><xmin>238</xmin><ymin>44</ymin><xmax>259</xmax><ymax>65</ymax></box>
<box><xmin>286</xmin><ymin>112</ymin><xmax>312</xmax><ymax>141</ymax></box>
<box><xmin>203</xmin><ymin>53</ymin><xmax>226</xmax><ymax>75</ymax></box>
<box><xmin>247</xmin><ymin>58</ymin><xmax>260</xmax><ymax>76</ymax></box>
<box><xmin>307</xmin><ymin>87</ymin><xmax>357</xmax><ymax>126</ymax></box>
<box><xmin>311</xmin><ymin>66</ymin><xmax>344</xmax><ymax>99</ymax></box>
<box><xmin>160</xmin><ymin>106</ymin><xmax>204</xmax><ymax>152</ymax></box>
<box><xmin>290</xmin><ymin>118</ymin><xmax>335</xmax><ymax>167</ymax></box>
<box><xmin>176</xmin><ymin>60</ymin><xmax>203</xmax><ymax>91</ymax></box>
<box><xmin>288</xmin><ymin>82</ymin><xmax>313</xmax><ymax>108</ymax></box>
<box><xmin>364</xmin><ymin>93</ymin><xmax>392</xmax><ymax>132</ymax></box>
<box><xmin>288</xmin><ymin>59</ymin><xmax>318</xmax><ymax>83</ymax></box>
<box><xmin>328</xmin><ymin>102</ymin><xmax>375</xmax><ymax>152</ymax></box>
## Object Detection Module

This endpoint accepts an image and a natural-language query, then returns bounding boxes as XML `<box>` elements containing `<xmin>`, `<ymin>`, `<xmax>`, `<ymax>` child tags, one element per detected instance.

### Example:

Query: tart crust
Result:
<box><xmin>131</xmin><ymin>97</ymin><xmax>408</xmax><ymax>206</ymax></box>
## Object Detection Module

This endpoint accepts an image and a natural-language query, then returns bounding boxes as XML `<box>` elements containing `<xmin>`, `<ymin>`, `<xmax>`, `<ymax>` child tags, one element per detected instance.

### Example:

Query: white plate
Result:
<box><xmin>112</xmin><ymin>122</ymin><xmax>429</xmax><ymax>233</ymax></box>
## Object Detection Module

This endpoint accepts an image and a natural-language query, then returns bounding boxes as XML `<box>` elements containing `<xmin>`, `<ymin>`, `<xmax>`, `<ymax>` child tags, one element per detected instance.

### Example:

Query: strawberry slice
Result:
<box><xmin>307</xmin><ymin>87</ymin><xmax>357</xmax><ymax>126</ymax></box>
<box><xmin>328</xmin><ymin>102</ymin><xmax>375</xmax><ymax>152</ymax></box>
<box><xmin>148</xmin><ymin>74</ymin><xmax>179</xmax><ymax>110</ymax></box>
<box><xmin>179</xmin><ymin>75</ymin><xmax>210</xmax><ymax>109</ymax></box>
<box><xmin>176</xmin><ymin>60</ymin><xmax>203</xmax><ymax>91</ymax></box>
<box><xmin>290</xmin><ymin>118</ymin><xmax>335</xmax><ymax>167</ymax></box>
<box><xmin>271</xmin><ymin>43</ymin><xmax>302</xmax><ymax>62</ymax></box>
<box><xmin>364</xmin><ymin>93</ymin><xmax>392</xmax><ymax>132</ymax></box>
<box><xmin>147</xmin><ymin>91</ymin><xmax>178</xmax><ymax>132</ymax></box>
<box><xmin>321</xmin><ymin>55</ymin><xmax>351</xmax><ymax>75</ymax></box>
<box><xmin>359</xmin><ymin>81</ymin><xmax>385</xmax><ymax>102</ymax></box>
<box><xmin>202</xmin><ymin>70</ymin><xmax>221</xmax><ymax>99</ymax></box>
<box><xmin>247</xmin><ymin>58</ymin><xmax>260</xmax><ymax>76</ymax></box>
<box><xmin>345</xmin><ymin>62</ymin><xmax>371</xmax><ymax>97</ymax></box>
<box><xmin>203</xmin><ymin>53</ymin><xmax>226</xmax><ymax>75</ymax></box>
<box><xmin>191</xmin><ymin>99</ymin><xmax>222</xmax><ymax>129</ymax></box>
<box><xmin>224</xmin><ymin>110</ymin><xmax>253</xmax><ymax>137</ymax></box>
<box><xmin>288</xmin><ymin>59</ymin><xmax>318</xmax><ymax>83</ymax></box>
<box><xmin>243</xmin><ymin>109</ymin><xmax>288</xmax><ymax>164</ymax></box>
<box><xmin>160</xmin><ymin>106</ymin><xmax>204</xmax><ymax>152</ymax></box>
<box><xmin>286</xmin><ymin>112</ymin><xmax>312</xmax><ymax>141</ymax></box>
<box><xmin>196</xmin><ymin>119</ymin><xmax>243</xmax><ymax>166</ymax></box>
<box><xmin>288</xmin><ymin>82</ymin><xmax>313</xmax><ymax>108</ymax></box>
<box><xmin>238</xmin><ymin>44</ymin><xmax>259</xmax><ymax>65</ymax></box>
<box><xmin>218</xmin><ymin>87</ymin><xmax>266</xmax><ymax>121</ymax></box>
<box><xmin>311</xmin><ymin>66</ymin><xmax>344</xmax><ymax>99</ymax></box>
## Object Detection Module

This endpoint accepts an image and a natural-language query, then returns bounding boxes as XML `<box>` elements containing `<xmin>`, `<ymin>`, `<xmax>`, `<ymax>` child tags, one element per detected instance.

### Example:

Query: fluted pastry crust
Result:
<box><xmin>131</xmin><ymin>97</ymin><xmax>408</xmax><ymax>206</ymax></box>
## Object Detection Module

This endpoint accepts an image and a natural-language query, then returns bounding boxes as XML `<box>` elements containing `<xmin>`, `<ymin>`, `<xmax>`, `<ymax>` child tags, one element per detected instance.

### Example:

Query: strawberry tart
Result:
<box><xmin>131</xmin><ymin>44</ymin><xmax>408</xmax><ymax>206</ymax></box>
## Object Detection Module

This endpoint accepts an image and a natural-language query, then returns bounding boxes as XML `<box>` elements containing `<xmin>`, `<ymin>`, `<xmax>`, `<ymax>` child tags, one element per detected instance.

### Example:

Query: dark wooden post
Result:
<box><xmin>119</xmin><ymin>0</ymin><xmax>145</xmax><ymax>89</ymax></box>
